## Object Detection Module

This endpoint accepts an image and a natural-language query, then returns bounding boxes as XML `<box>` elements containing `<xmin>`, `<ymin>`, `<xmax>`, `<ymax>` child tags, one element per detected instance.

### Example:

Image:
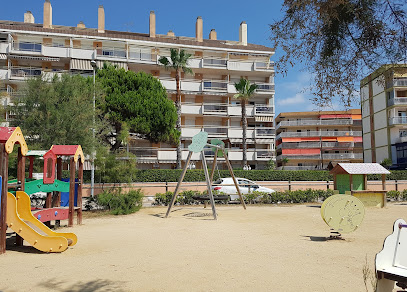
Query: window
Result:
<box><xmin>400</xmin><ymin>130</ymin><xmax>407</xmax><ymax>138</ymax></box>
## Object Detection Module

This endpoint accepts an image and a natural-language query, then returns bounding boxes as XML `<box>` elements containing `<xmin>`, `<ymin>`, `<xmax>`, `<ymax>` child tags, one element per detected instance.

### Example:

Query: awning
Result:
<box><xmin>97</xmin><ymin>60</ymin><xmax>128</xmax><ymax>70</ymax></box>
<box><xmin>10</xmin><ymin>55</ymin><xmax>59</xmax><ymax>62</ymax></box>
<box><xmin>70</xmin><ymin>59</ymin><xmax>92</xmax><ymax>70</ymax></box>
<box><xmin>255</xmin><ymin>116</ymin><xmax>274</xmax><ymax>122</ymax></box>
<box><xmin>354</xmin><ymin>137</ymin><xmax>363</xmax><ymax>142</ymax></box>
<box><xmin>337</xmin><ymin>137</ymin><xmax>354</xmax><ymax>142</ymax></box>
<box><xmin>0</xmin><ymin>54</ymin><xmax>6</xmax><ymax>60</ymax></box>
<box><xmin>352</xmin><ymin>114</ymin><xmax>362</xmax><ymax>119</ymax></box>
<box><xmin>321</xmin><ymin>137</ymin><xmax>337</xmax><ymax>141</ymax></box>
<box><xmin>282</xmin><ymin>138</ymin><xmax>302</xmax><ymax>142</ymax></box>
<box><xmin>283</xmin><ymin>149</ymin><xmax>320</xmax><ymax>155</ymax></box>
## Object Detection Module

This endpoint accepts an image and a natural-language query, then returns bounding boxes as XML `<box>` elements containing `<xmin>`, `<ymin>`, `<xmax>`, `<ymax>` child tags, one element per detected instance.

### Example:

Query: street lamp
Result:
<box><xmin>90</xmin><ymin>60</ymin><xmax>97</xmax><ymax>197</ymax></box>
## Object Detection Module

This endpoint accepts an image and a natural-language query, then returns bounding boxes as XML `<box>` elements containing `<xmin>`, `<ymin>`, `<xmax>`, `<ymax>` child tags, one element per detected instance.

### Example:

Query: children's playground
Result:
<box><xmin>1</xmin><ymin>128</ymin><xmax>407</xmax><ymax>291</ymax></box>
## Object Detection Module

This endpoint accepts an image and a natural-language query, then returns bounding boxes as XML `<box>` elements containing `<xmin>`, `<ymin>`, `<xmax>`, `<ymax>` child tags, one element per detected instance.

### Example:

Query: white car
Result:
<box><xmin>212</xmin><ymin>177</ymin><xmax>275</xmax><ymax>200</ymax></box>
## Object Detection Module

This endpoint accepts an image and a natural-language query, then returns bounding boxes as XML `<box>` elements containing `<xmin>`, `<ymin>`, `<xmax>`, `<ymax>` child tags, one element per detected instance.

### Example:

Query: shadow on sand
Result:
<box><xmin>38</xmin><ymin>279</ymin><xmax>126</xmax><ymax>292</ymax></box>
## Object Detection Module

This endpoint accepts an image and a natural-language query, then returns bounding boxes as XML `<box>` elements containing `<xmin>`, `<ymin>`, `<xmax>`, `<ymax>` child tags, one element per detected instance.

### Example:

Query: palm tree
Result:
<box><xmin>159</xmin><ymin>48</ymin><xmax>193</xmax><ymax>169</ymax></box>
<box><xmin>234</xmin><ymin>78</ymin><xmax>258</xmax><ymax>168</ymax></box>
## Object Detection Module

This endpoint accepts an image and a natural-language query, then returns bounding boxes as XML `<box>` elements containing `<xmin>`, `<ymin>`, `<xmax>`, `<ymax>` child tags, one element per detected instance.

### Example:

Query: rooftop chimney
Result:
<box><xmin>24</xmin><ymin>11</ymin><xmax>35</xmax><ymax>24</ymax></box>
<box><xmin>167</xmin><ymin>30</ymin><xmax>175</xmax><ymax>37</ymax></box>
<box><xmin>209</xmin><ymin>29</ymin><xmax>217</xmax><ymax>40</ymax></box>
<box><xmin>239</xmin><ymin>21</ymin><xmax>247</xmax><ymax>46</ymax></box>
<box><xmin>196</xmin><ymin>16</ymin><xmax>203</xmax><ymax>42</ymax></box>
<box><xmin>98</xmin><ymin>5</ymin><xmax>105</xmax><ymax>33</ymax></box>
<box><xmin>149</xmin><ymin>11</ymin><xmax>156</xmax><ymax>38</ymax></box>
<box><xmin>77</xmin><ymin>21</ymin><xmax>86</xmax><ymax>28</ymax></box>
<box><xmin>43</xmin><ymin>0</ymin><xmax>52</xmax><ymax>29</ymax></box>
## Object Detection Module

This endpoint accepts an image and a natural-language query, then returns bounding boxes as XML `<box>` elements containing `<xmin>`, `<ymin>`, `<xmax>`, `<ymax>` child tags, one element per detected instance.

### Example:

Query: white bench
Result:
<box><xmin>376</xmin><ymin>219</ymin><xmax>407</xmax><ymax>291</ymax></box>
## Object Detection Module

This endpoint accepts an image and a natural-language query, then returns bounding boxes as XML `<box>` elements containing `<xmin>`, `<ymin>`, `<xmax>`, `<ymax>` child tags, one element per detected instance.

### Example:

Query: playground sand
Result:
<box><xmin>0</xmin><ymin>203</ymin><xmax>404</xmax><ymax>292</ymax></box>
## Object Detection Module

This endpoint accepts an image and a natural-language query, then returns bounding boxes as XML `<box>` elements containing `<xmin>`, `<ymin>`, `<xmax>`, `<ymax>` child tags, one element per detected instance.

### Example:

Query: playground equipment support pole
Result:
<box><xmin>68</xmin><ymin>157</ymin><xmax>76</xmax><ymax>227</ymax></box>
<box><xmin>209</xmin><ymin>148</ymin><xmax>219</xmax><ymax>184</ymax></box>
<box><xmin>77</xmin><ymin>157</ymin><xmax>83</xmax><ymax>225</ymax></box>
<box><xmin>15</xmin><ymin>147</ymin><xmax>25</xmax><ymax>245</ymax></box>
<box><xmin>0</xmin><ymin>144</ymin><xmax>8</xmax><ymax>254</ymax></box>
<box><xmin>165</xmin><ymin>151</ymin><xmax>192</xmax><ymax>218</ymax></box>
<box><xmin>91</xmin><ymin>61</ymin><xmax>96</xmax><ymax>197</ymax></box>
<box><xmin>223</xmin><ymin>146</ymin><xmax>246</xmax><ymax>210</ymax></box>
<box><xmin>201</xmin><ymin>150</ymin><xmax>217</xmax><ymax>220</ymax></box>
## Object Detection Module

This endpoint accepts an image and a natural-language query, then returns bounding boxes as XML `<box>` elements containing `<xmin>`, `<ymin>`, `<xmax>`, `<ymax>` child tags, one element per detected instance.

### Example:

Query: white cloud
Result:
<box><xmin>277</xmin><ymin>93</ymin><xmax>306</xmax><ymax>105</ymax></box>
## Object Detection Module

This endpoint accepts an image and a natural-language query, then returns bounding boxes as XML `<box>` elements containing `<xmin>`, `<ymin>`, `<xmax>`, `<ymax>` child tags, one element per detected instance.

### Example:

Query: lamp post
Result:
<box><xmin>90</xmin><ymin>60</ymin><xmax>97</xmax><ymax>197</ymax></box>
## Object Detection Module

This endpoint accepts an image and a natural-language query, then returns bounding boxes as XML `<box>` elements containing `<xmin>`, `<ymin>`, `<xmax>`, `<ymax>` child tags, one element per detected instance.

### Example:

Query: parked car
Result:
<box><xmin>212</xmin><ymin>177</ymin><xmax>275</xmax><ymax>200</ymax></box>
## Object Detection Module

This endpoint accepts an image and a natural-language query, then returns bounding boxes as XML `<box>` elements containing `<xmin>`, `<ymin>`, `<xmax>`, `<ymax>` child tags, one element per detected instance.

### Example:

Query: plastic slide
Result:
<box><xmin>6</xmin><ymin>191</ymin><xmax>77</xmax><ymax>253</ymax></box>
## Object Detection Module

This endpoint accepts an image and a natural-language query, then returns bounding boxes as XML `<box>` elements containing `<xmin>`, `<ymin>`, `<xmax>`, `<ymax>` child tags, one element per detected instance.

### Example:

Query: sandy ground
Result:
<box><xmin>0</xmin><ymin>203</ymin><xmax>405</xmax><ymax>292</ymax></box>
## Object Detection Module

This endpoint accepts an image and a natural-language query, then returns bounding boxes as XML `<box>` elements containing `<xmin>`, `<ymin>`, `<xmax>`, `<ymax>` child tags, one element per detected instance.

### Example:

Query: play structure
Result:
<box><xmin>320</xmin><ymin>194</ymin><xmax>365</xmax><ymax>237</ymax></box>
<box><xmin>330</xmin><ymin>163</ymin><xmax>390</xmax><ymax>208</ymax></box>
<box><xmin>0</xmin><ymin>127</ymin><xmax>83</xmax><ymax>254</ymax></box>
<box><xmin>376</xmin><ymin>219</ymin><xmax>407</xmax><ymax>291</ymax></box>
<box><xmin>165</xmin><ymin>131</ymin><xmax>245</xmax><ymax>220</ymax></box>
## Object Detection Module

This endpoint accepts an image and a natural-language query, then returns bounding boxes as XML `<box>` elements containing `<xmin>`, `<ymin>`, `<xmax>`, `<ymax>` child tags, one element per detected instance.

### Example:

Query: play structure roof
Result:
<box><xmin>330</xmin><ymin>163</ymin><xmax>390</xmax><ymax>175</ymax></box>
<box><xmin>50</xmin><ymin>145</ymin><xmax>85</xmax><ymax>163</ymax></box>
<box><xmin>26</xmin><ymin>150</ymin><xmax>47</xmax><ymax>157</ymax></box>
<box><xmin>0</xmin><ymin>127</ymin><xmax>28</xmax><ymax>155</ymax></box>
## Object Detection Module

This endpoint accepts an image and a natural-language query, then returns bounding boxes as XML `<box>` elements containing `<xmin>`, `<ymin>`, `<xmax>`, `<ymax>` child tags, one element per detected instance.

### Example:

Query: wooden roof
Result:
<box><xmin>330</xmin><ymin>163</ymin><xmax>390</xmax><ymax>175</ymax></box>
<box><xmin>50</xmin><ymin>145</ymin><xmax>85</xmax><ymax>163</ymax></box>
<box><xmin>0</xmin><ymin>127</ymin><xmax>28</xmax><ymax>155</ymax></box>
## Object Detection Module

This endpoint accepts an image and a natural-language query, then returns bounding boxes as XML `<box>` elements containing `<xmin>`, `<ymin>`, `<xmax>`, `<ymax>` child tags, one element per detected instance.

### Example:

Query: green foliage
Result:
<box><xmin>92</xmin><ymin>188</ymin><xmax>143</xmax><ymax>215</ymax></box>
<box><xmin>96</xmin><ymin>64</ymin><xmax>179</xmax><ymax>148</ymax></box>
<box><xmin>387</xmin><ymin>190</ymin><xmax>400</xmax><ymax>201</ymax></box>
<box><xmin>269</xmin><ymin>1</ymin><xmax>407</xmax><ymax>106</ymax></box>
<box><xmin>233</xmin><ymin>78</ymin><xmax>258</xmax><ymax>101</ymax></box>
<box><xmin>267</xmin><ymin>159</ymin><xmax>276</xmax><ymax>170</ymax></box>
<box><xmin>153</xmin><ymin>191</ymin><xmax>174</xmax><ymax>206</ymax></box>
<box><xmin>94</xmin><ymin>147</ymin><xmax>138</xmax><ymax>183</ymax></box>
<box><xmin>158</xmin><ymin>48</ymin><xmax>193</xmax><ymax>75</ymax></box>
<box><xmin>380</xmin><ymin>158</ymin><xmax>393</xmax><ymax>169</ymax></box>
<box><xmin>11</xmin><ymin>74</ymin><xmax>105</xmax><ymax>154</ymax></box>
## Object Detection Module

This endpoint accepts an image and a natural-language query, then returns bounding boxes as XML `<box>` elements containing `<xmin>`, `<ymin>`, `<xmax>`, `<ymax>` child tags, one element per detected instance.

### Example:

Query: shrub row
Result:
<box><xmin>82</xmin><ymin>169</ymin><xmax>407</xmax><ymax>183</ymax></box>
<box><xmin>87</xmin><ymin>188</ymin><xmax>143</xmax><ymax>215</ymax></box>
<box><xmin>386</xmin><ymin>190</ymin><xmax>407</xmax><ymax>201</ymax></box>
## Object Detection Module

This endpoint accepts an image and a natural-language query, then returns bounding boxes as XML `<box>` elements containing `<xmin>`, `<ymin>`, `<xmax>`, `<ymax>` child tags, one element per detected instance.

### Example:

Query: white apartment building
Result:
<box><xmin>0</xmin><ymin>1</ymin><xmax>276</xmax><ymax>170</ymax></box>
<box><xmin>361</xmin><ymin>64</ymin><xmax>407</xmax><ymax>169</ymax></box>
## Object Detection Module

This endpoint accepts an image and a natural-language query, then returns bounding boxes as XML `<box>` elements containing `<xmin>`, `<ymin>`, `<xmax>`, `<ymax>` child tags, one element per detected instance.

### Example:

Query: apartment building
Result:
<box><xmin>361</xmin><ymin>65</ymin><xmax>407</xmax><ymax>169</ymax></box>
<box><xmin>275</xmin><ymin>110</ymin><xmax>363</xmax><ymax>170</ymax></box>
<box><xmin>0</xmin><ymin>1</ymin><xmax>276</xmax><ymax>170</ymax></box>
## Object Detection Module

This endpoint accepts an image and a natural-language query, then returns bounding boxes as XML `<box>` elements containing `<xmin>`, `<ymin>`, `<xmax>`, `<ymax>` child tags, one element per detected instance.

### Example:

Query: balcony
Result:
<box><xmin>276</xmin><ymin>154</ymin><xmax>321</xmax><ymax>161</ymax></box>
<box><xmin>255</xmin><ymin>106</ymin><xmax>274</xmax><ymax>116</ymax></box>
<box><xmin>181</xmin><ymin>103</ymin><xmax>202</xmax><ymax>115</ymax></box>
<box><xmin>277</xmin><ymin>166</ymin><xmax>317</xmax><ymax>170</ymax></box>
<box><xmin>389</xmin><ymin>117</ymin><xmax>407</xmax><ymax>126</ymax></box>
<box><xmin>322</xmin><ymin>153</ymin><xmax>363</xmax><ymax>160</ymax></box>
<box><xmin>71</xmin><ymin>45</ymin><xmax>95</xmax><ymax>59</ymax></box>
<box><xmin>393</xmin><ymin>78</ymin><xmax>407</xmax><ymax>87</ymax></box>
<box><xmin>255</xmin><ymin>83</ymin><xmax>275</xmax><ymax>94</ymax></box>
<box><xmin>255</xmin><ymin>128</ymin><xmax>275</xmax><ymax>137</ymax></box>
<box><xmin>128</xmin><ymin>50</ymin><xmax>156</xmax><ymax>64</ymax></box>
<box><xmin>254</xmin><ymin>61</ymin><xmax>275</xmax><ymax>72</ymax></box>
<box><xmin>10</xmin><ymin>66</ymin><xmax>42</xmax><ymax>80</ymax></box>
<box><xmin>0</xmin><ymin>42</ymin><xmax>8</xmax><ymax>54</ymax></box>
<box><xmin>203</xmin><ymin>80</ymin><xmax>228</xmax><ymax>93</ymax></box>
<box><xmin>202</xmin><ymin>58</ymin><xmax>227</xmax><ymax>68</ymax></box>
<box><xmin>181</xmin><ymin>126</ymin><xmax>228</xmax><ymax>138</ymax></box>
<box><xmin>276</xmin><ymin>130</ymin><xmax>362</xmax><ymax>139</ymax></box>
<box><xmin>255</xmin><ymin>151</ymin><xmax>274</xmax><ymax>160</ymax></box>
<box><xmin>42</xmin><ymin>45</ymin><xmax>70</xmax><ymax>58</ymax></box>
<box><xmin>11</xmin><ymin>42</ymin><xmax>41</xmax><ymax>54</ymax></box>
<box><xmin>227</xmin><ymin>60</ymin><xmax>253</xmax><ymax>71</ymax></box>
<box><xmin>202</xmin><ymin>104</ymin><xmax>228</xmax><ymax>115</ymax></box>
<box><xmin>276</xmin><ymin>119</ymin><xmax>354</xmax><ymax>129</ymax></box>
<box><xmin>228</xmin><ymin>105</ymin><xmax>254</xmax><ymax>116</ymax></box>
<box><xmin>388</xmin><ymin>97</ymin><xmax>407</xmax><ymax>106</ymax></box>
<box><xmin>0</xmin><ymin>68</ymin><xmax>8</xmax><ymax>79</ymax></box>
<box><xmin>97</xmin><ymin>47</ymin><xmax>127</xmax><ymax>59</ymax></box>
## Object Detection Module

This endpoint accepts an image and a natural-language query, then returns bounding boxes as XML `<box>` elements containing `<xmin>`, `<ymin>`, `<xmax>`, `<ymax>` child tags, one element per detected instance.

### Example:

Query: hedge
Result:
<box><xmin>82</xmin><ymin>169</ymin><xmax>407</xmax><ymax>183</ymax></box>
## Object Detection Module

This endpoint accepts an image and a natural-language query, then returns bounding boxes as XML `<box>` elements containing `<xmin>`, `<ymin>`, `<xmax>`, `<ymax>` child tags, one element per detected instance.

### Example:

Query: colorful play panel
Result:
<box><xmin>330</xmin><ymin>163</ymin><xmax>390</xmax><ymax>208</ymax></box>
<box><xmin>0</xmin><ymin>127</ymin><xmax>84</xmax><ymax>254</ymax></box>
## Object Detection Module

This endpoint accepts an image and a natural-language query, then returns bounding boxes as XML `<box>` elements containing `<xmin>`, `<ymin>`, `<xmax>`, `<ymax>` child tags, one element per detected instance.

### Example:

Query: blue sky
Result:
<box><xmin>1</xmin><ymin>0</ymin><xmax>360</xmax><ymax>115</ymax></box>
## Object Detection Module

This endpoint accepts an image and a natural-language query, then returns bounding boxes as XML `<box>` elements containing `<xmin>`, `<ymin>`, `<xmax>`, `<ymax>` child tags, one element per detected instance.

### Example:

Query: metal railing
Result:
<box><xmin>276</xmin><ymin>154</ymin><xmax>321</xmax><ymax>160</ymax></box>
<box><xmin>389</xmin><ymin>117</ymin><xmax>407</xmax><ymax>125</ymax></box>
<box><xmin>393</xmin><ymin>79</ymin><xmax>407</xmax><ymax>87</ymax></box>
<box><xmin>255</xmin><ymin>106</ymin><xmax>274</xmax><ymax>115</ymax></box>
<box><xmin>254</xmin><ymin>61</ymin><xmax>274</xmax><ymax>70</ymax></box>
<box><xmin>98</xmin><ymin>47</ymin><xmax>127</xmax><ymax>58</ymax></box>
<box><xmin>255</xmin><ymin>128</ymin><xmax>276</xmax><ymax>136</ymax></box>
<box><xmin>12</xmin><ymin>41</ymin><xmax>42</xmax><ymax>52</ymax></box>
<box><xmin>276</xmin><ymin>119</ymin><xmax>354</xmax><ymax>127</ymax></box>
<box><xmin>256</xmin><ymin>151</ymin><xmax>274</xmax><ymax>159</ymax></box>
<box><xmin>255</xmin><ymin>83</ymin><xmax>275</xmax><ymax>92</ymax></box>
<box><xmin>203</xmin><ymin>58</ymin><xmax>227</xmax><ymax>67</ymax></box>
<box><xmin>204</xmin><ymin>127</ymin><xmax>228</xmax><ymax>136</ymax></box>
<box><xmin>203</xmin><ymin>80</ymin><xmax>228</xmax><ymax>91</ymax></box>
<box><xmin>276</xmin><ymin>131</ymin><xmax>362</xmax><ymax>138</ymax></box>
<box><xmin>322</xmin><ymin>153</ymin><xmax>363</xmax><ymax>160</ymax></box>
<box><xmin>203</xmin><ymin>104</ymin><xmax>228</xmax><ymax>113</ymax></box>
<box><xmin>10</xmin><ymin>67</ymin><xmax>42</xmax><ymax>78</ymax></box>
<box><xmin>128</xmin><ymin>51</ymin><xmax>154</xmax><ymax>62</ymax></box>
<box><xmin>388</xmin><ymin>97</ymin><xmax>407</xmax><ymax>106</ymax></box>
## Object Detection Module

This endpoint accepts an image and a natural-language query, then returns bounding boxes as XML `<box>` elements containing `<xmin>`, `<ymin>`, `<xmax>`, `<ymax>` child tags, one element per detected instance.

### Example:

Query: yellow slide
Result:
<box><xmin>6</xmin><ymin>191</ymin><xmax>77</xmax><ymax>253</ymax></box>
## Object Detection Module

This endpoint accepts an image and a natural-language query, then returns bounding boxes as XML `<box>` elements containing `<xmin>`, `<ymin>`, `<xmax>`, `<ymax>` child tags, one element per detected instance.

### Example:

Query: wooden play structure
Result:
<box><xmin>330</xmin><ymin>163</ymin><xmax>390</xmax><ymax>208</ymax></box>
<box><xmin>165</xmin><ymin>132</ymin><xmax>245</xmax><ymax>220</ymax></box>
<box><xmin>0</xmin><ymin>127</ymin><xmax>82</xmax><ymax>254</ymax></box>
<box><xmin>376</xmin><ymin>219</ymin><xmax>407</xmax><ymax>291</ymax></box>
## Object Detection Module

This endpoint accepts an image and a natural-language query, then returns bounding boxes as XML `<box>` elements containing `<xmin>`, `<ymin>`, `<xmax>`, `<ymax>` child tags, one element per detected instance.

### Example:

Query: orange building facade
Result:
<box><xmin>275</xmin><ymin>110</ymin><xmax>363</xmax><ymax>170</ymax></box>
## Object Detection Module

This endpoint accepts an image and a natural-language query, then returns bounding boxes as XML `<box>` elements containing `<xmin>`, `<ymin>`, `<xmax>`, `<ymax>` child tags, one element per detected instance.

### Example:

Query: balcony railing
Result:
<box><xmin>389</xmin><ymin>117</ymin><xmax>407</xmax><ymax>125</ymax></box>
<box><xmin>256</xmin><ymin>128</ymin><xmax>276</xmax><ymax>136</ymax></box>
<box><xmin>276</xmin><ymin>154</ymin><xmax>321</xmax><ymax>160</ymax></box>
<box><xmin>388</xmin><ymin>98</ymin><xmax>407</xmax><ymax>106</ymax></box>
<box><xmin>393</xmin><ymin>79</ymin><xmax>407</xmax><ymax>87</ymax></box>
<box><xmin>277</xmin><ymin>141</ymin><xmax>363</xmax><ymax>149</ymax></box>
<box><xmin>277</xmin><ymin>166</ymin><xmax>318</xmax><ymax>170</ymax></box>
<box><xmin>322</xmin><ymin>153</ymin><xmax>363</xmax><ymax>160</ymax></box>
<box><xmin>255</xmin><ymin>106</ymin><xmax>274</xmax><ymax>116</ymax></box>
<box><xmin>10</xmin><ymin>67</ymin><xmax>42</xmax><ymax>78</ymax></box>
<box><xmin>98</xmin><ymin>47</ymin><xmax>127</xmax><ymax>59</ymax></box>
<box><xmin>202</xmin><ymin>104</ymin><xmax>227</xmax><ymax>114</ymax></box>
<box><xmin>203</xmin><ymin>80</ymin><xmax>228</xmax><ymax>91</ymax></box>
<box><xmin>255</xmin><ymin>83</ymin><xmax>275</xmax><ymax>92</ymax></box>
<box><xmin>254</xmin><ymin>61</ymin><xmax>274</xmax><ymax>71</ymax></box>
<box><xmin>276</xmin><ymin>131</ymin><xmax>362</xmax><ymax>139</ymax></box>
<box><xmin>276</xmin><ymin>119</ymin><xmax>354</xmax><ymax>128</ymax></box>
<box><xmin>12</xmin><ymin>42</ymin><xmax>42</xmax><ymax>52</ymax></box>
<box><xmin>128</xmin><ymin>50</ymin><xmax>154</xmax><ymax>62</ymax></box>
<box><xmin>255</xmin><ymin>151</ymin><xmax>274</xmax><ymax>159</ymax></box>
<box><xmin>204</xmin><ymin>127</ymin><xmax>228</xmax><ymax>136</ymax></box>
<box><xmin>202</xmin><ymin>58</ymin><xmax>227</xmax><ymax>68</ymax></box>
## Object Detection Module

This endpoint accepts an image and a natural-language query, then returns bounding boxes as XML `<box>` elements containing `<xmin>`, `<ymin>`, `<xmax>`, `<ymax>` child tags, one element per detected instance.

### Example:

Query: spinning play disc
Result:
<box><xmin>321</xmin><ymin>195</ymin><xmax>365</xmax><ymax>233</ymax></box>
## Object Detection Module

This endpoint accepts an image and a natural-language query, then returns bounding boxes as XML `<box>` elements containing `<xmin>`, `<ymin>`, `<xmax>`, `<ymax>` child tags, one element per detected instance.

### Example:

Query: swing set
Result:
<box><xmin>165</xmin><ymin>131</ymin><xmax>246</xmax><ymax>220</ymax></box>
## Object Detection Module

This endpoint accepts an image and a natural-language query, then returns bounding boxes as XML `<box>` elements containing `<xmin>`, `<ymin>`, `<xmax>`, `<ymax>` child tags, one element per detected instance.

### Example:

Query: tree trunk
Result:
<box><xmin>241</xmin><ymin>99</ymin><xmax>247</xmax><ymax>168</ymax></box>
<box><xmin>175</xmin><ymin>70</ymin><xmax>182</xmax><ymax>169</ymax></box>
